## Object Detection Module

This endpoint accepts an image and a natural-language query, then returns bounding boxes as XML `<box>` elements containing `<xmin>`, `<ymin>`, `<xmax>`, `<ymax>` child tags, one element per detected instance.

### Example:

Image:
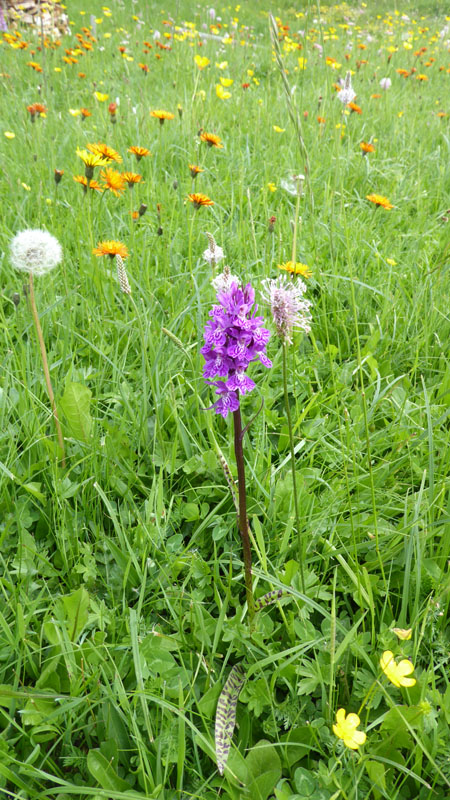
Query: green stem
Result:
<box><xmin>28</xmin><ymin>273</ymin><xmax>66</xmax><ymax>467</ymax></box>
<box><xmin>233</xmin><ymin>407</ymin><xmax>255</xmax><ymax>627</ymax></box>
<box><xmin>282</xmin><ymin>341</ymin><xmax>305</xmax><ymax>592</ymax></box>
<box><xmin>291</xmin><ymin>181</ymin><xmax>302</xmax><ymax>265</ymax></box>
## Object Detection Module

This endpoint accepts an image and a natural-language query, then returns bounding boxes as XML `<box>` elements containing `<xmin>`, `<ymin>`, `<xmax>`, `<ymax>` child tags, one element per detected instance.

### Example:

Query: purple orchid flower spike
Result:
<box><xmin>202</xmin><ymin>281</ymin><xmax>272</xmax><ymax>418</ymax></box>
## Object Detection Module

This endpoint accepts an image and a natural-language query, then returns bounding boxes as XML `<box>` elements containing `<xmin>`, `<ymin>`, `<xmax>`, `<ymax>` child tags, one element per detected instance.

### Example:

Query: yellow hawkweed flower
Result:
<box><xmin>94</xmin><ymin>91</ymin><xmax>109</xmax><ymax>102</ymax></box>
<box><xmin>380</xmin><ymin>651</ymin><xmax>416</xmax><ymax>688</ymax></box>
<box><xmin>278</xmin><ymin>261</ymin><xmax>312</xmax><ymax>278</ymax></box>
<box><xmin>76</xmin><ymin>149</ymin><xmax>110</xmax><ymax>169</ymax></box>
<box><xmin>333</xmin><ymin>709</ymin><xmax>366</xmax><ymax>750</ymax></box>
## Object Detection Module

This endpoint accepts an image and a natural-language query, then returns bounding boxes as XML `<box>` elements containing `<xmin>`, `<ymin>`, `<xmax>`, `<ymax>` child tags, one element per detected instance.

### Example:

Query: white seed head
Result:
<box><xmin>116</xmin><ymin>254</ymin><xmax>131</xmax><ymax>295</ymax></box>
<box><xmin>10</xmin><ymin>229</ymin><xmax>62</xmax><ymax>276</ymax></box>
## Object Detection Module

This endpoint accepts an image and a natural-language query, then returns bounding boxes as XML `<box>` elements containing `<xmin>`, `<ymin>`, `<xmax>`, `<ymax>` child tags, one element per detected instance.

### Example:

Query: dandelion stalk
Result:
<box><xmin>28</xmin><ymin>273</ymin><xmax>66</xmax><ymax>466</ymax></box>
<box><xmin>10</xmin><ymin>229</ymin><xmax>65</xmax><ymax>467</ymax></box>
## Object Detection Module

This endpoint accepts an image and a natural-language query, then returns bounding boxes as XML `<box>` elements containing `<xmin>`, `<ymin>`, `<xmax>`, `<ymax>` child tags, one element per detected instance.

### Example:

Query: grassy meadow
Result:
<box><xmin>0</xmin><ymin>0</ymin><xmax>450</xmax><ymax>797</ymax></box>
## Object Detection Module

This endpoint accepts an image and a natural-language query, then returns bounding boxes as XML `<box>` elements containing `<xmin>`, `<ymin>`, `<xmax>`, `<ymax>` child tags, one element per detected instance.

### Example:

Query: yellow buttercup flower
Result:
<box><xmin>267</xmin><ymin>182</ymin><xmax>277</xmax><ymax>192</ymax></box>
<box><xmin>4</xmin><ymin>131</ymin><xmax>15</xmax><ymax>139</ymax></box>
<box><xmin>194</xmin><ymin>55</ymin><xmax>210</xmax><ymax>70</ymax></box>
<box><xmin>392</xmin><ymin>628</ymin><xmax>412</xmax><ymax>640</ymax></box>
<box><xmin>273</xmin><ymin>126</ymin><xmax>285</xmax><ymax>133</ymax></box>
<box><xmin>333</xmin><ymin>709</ymin><xmax>366</xmax><ymax>750</ymax></box>
<box><xmin>380</xmin><ymin>651</ymin><xmax>416</xmax><ymax>688</ymax></box>
<box><xmin>216</xmin><ymin>84</ymin><xmax>231</xmax><ymax>100</ymax></box>
<box><xmin>94</xmin><ymin>91</ymin><xmax>109</xmax><ymax>102</ymax></box>
<box><xmin>220</xmin><ymin>77</ymin><xmax>233</xmax><ymax>87</ymax></box>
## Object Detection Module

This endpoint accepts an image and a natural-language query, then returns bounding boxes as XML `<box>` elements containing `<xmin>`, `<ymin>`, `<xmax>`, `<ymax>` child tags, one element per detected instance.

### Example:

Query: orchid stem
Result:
<box><xmin>233</xmin><ymin>407</ymin><xmax>255</xmax><ymax>628</ymax></box>
<box><xmin>28</xmin><ymin>272</ymin><xmax>66</xmax><ymax>467</ymax></box>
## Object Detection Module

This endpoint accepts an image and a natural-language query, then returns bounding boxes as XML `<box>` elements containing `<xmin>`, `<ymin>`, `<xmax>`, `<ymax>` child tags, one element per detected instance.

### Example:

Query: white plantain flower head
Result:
<box><xmin>211</xmin><ymin>264</ymin><xmax>239</xmax><ymax>293</ymax></box>
<box><xmin>262</xmin><ymin>275</ymin><xmax>312</xmax><ymax>344</ymax></box>
<box><xmin>203</xmin><ymin>231</ymin><xmax>224</xmax><ymax>265</ymax></box>
<box><xmin>337</xmin><ymin>71</ymin><xmax>356</xmax><ymax>105</ymax></box>
<box><xmin>10</xmin><ymin>229</ymin><xmax>62</xmax><ymax>276</ymax></box>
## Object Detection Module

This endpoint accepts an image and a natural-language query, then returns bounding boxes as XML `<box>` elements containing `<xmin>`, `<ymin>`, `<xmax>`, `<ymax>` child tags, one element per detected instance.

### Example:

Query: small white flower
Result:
<box><xmin>337</xmin><ymin>71</ymin><xmax>356</xmax><ymax>105</ymax></box>
<box><xmin>203</xmin><ymin>232</ymin><xmax>224</xmax><ymax>265</ymax></box>
<box><xmin>212</xmin><ymin>265</ymin><xmax>239</xmax><ymax>293</ymax></box>
<box><xmin>204</xmin><ymin>244</ymin><xmax>224</xmax><ymax>264</ymax></box>
<box><xmin>153</xmin><ymin>29</ymin><xmax>161</xmax><ymax>40</ymax></box>
<box><xmin>10</xmin><ymin>229</ymin><xmax>62</xmax><ymax>276</ymax></box>
<box><xmin>379</xmin><ymin>77</ymin><xmax>391</xmax><ymax>90</ymax></box>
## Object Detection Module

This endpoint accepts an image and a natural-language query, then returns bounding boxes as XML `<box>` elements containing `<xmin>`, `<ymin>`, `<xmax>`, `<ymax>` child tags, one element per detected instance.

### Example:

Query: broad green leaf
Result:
<box><xmin>365</xmin><ymin>761</ymin><xmax>386</xmax><ymax>799</ymax></box>
<box><xmin>60</xmin><ymin>382</ymin><xmax>92</xmax><ymax>441</ymax></box>
<box><xmin>87</xmin><ymin>749</ymin><xmax>129</xmax><ymax>791</ymax></box>
<box><xmin>245</xmin><ymin>739</ymin><xmax>282</xmax><ymax>800</ymax></box>
<box><xmin>62</xmin><ymin>587</ymin><xmax>89</xmax><ymax>641</ymax></box>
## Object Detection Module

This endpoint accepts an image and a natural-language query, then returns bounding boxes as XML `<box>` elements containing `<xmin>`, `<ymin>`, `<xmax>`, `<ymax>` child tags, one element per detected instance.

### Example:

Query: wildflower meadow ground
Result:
<box><xmin>0</xmin><ymin>0</ymin><xmax>449</xmax><ymax>798</ymax></box>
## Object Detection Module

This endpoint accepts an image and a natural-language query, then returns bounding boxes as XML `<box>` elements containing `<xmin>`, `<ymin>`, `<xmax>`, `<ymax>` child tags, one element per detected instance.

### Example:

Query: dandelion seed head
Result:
<box><xmin>337</xmin><ymin>71</ymin><xmax>356</xmax><ymax>105</ymax></box>
<box><xmin>10</xmin><ymin>229</ymin><xmax>62</xmax><ymax>276</ymax></box>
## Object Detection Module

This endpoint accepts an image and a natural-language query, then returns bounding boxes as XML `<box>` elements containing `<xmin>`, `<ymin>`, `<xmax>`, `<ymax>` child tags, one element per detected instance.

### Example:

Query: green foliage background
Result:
<box><xmin>0</xmin><ymin>0</ymin><xmax>449</xmax><ymax>798</ymax></box>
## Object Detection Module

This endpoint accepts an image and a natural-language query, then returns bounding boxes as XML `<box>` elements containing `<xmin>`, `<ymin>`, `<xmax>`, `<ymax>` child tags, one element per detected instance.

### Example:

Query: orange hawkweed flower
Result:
<box><xmin>108</xmin><ymin>102</ymin><xmax>118</xmax><ymax>114</ymax></box>
<box><xmin>93</xmin><ymin>241</ymin><xmax>129</xmax><ymax>258</ymax></box>
<box><xmin>87</xmin><ymin>142</ymin><xmax>122</xmax><ymax>163</ymax></box>
<box><xmin>416</xmin><ymin>74</ymin><xmax>428</xmax><ymax>81</ymax></box>
<box><xmin>348</xmin><ymin>102</ymin><xmax>362</xmax><ymax>114</ymax></box>
<box><xmin>370</xmin><ymin>93</ymin><xmax>382</xmax><ymax>99</ymax></box>
<box><xmin>128</xmin><ymin>146</ymin><xmax>151</xmax><ymax>160</ymax></box>
<box><xmin>27</xmin><ymin>103</ymin><xmax>47</xmax><ymax>118</ymax></box>
<box><xmin>80</xmin><ymin>107</ymin><xmax>91</xmax><ymax>118</ymax></box>
<box><xmin>360</xmin><ymin>141</ymin><xmax>375</xmax><ymax>154</ymax></box>
<box><xmin>396</xmin><ymin>68</ymin><xmax>410</xmax><ymax>77</ymax></box>
<box><xmin>78</xmin><ymin>72</ymin><xmax>86</xmax><ymax>78</ymax></box>
<box><xmin>139</xmin><ymin>63</ymin><xmax>149</xmax><ymax>73</ymax></box>
<box><xmin>366</xmin><ymin>193</ymin><xmax>393</xmax><ymax>210</ymax></box>
<box><xmin>73</xmin><ymin>175</ymin><xmax>104</xmax><ymax>192</ymax></box>
<box><xmin>27</xmin><ymin>61</ymin><xmax>43</xmax><ymax>72</ymax></box>
<box><xmin>189</xmin><ymin>164</ymin><xmax>204</xmax><ymax>178</ymax></box>
<box><xmin>122</xmin><ymin>171</ymin><xmax>143</xmax><ymax>187</ymax></box>
<box><xmin>317</xmin><ymin>116</ymin><xmax>326</xmax><ymax>124</ymax></box>
<box><xmin>150</xmin><ymin>109</ymin><xmax>175</xmax><ymax>123</ymax></box>
<box><xmin>188</xmin><ymin>193</ymin><xmax>214</xmax><ymax>209</ymax></box>
<box><xmin>54</xmin><ymin>169</ymin><xmax>64</xmax><ymax>184</ymax></box>
<box><xmin>200</xmin><ymin>131</ymin><xmax>223</xmax><ymax>148</ymax></box>
<box><xmin>100</xmin><ymin>167</ymin><xmax>125</xmax><ymax>196</ymax></box>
